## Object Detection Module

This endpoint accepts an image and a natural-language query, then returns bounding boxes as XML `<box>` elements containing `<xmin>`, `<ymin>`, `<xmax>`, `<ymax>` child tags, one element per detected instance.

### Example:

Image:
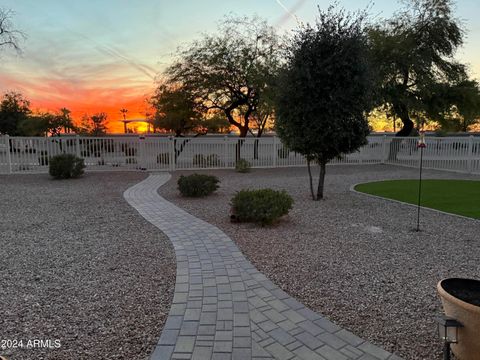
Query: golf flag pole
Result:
<box><xmin>416</xmin><ymin>131</ymin><xmax>426</xmax><ymax>232</ymax></box>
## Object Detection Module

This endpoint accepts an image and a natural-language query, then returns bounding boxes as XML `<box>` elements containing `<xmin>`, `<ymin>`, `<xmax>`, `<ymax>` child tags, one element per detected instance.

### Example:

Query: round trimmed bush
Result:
<box><xmin>235</xmin><ymin>158</ymin><xmax>251</xmax><ymax>173</ymax></box>
<box><xmin>178</xmin><ymin>174</ymin><xmax>220</xmax><ymax>197</ymax></box>
<box><xmin>231</xmin><ymin>189</ymin><xmax>293</xmax><ymax>225</ymax></box>
<box><xmin>49</xmin><ymin>154</ymin><xmax>85</xmax><ymax>179</ymax></box>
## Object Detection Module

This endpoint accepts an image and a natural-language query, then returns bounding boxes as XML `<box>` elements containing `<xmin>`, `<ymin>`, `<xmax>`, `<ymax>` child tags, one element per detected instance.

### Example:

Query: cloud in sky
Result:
<box><xmin>0</xmin><ymin>0</ymin><xmax>479</xmax><ymax>133</ymax></box>
<box><xmin>274</xmin><ymin>0</ymin><xmax>306</xmax><ymax>26</ymax></box>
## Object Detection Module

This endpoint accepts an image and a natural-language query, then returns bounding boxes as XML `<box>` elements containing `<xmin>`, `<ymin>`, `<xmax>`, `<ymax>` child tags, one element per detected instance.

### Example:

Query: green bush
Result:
<box><xmin>206</xmin><ymin>154</ymin><xmax>220</xmax><ymax>167</ymax></box>
<box><xmin>178</xmin><ymin>174</ymin><xmax>220</xmax><ymax>197</ymax></box>
<box><xmin>235</xmin><ymin>158</ymin><xmax>251</xmax><ymax>173</ymax></box>
<box><xmin>192</xmin><ymin>154</ymin><xmax>204</xmax><ymax>167</ymax></box>
<box><xmin>231</xmin><ymin>189</ymin><xmax>293</xmax><ymax>225</ymax></box>
<box><xmin>49</xmin><ymin>154</ymin><xmax>85</xmax><ymax>179</ymax></box>
<box><xmin>193</xmin><ymin>153</ymin><xmax>221</xmax><ymax>167</ymax></box>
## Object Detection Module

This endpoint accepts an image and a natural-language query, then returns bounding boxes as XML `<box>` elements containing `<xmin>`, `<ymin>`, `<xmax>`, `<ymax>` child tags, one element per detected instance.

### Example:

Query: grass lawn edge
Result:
<box><xmin>350</xmin><ymin>180</ymin><xmax>480</xmax><ymax>222</ymax></box>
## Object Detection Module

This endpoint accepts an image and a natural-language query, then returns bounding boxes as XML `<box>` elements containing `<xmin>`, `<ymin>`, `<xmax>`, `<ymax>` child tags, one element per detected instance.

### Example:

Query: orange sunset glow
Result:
<box><xmin>1</xmin><ymin>1</ymin><xmax>479</xmax><ymax>135</ymax></box>
<box><xmin>0</xmin><ymin>72</ymin><xmax>154</xmax><ymax>133</ymax></box>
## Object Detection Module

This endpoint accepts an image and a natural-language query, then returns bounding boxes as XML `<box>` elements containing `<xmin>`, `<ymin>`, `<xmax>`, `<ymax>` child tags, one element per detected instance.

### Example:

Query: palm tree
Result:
<box><xmin>120</xmin><ymin>108</ymin><xmax>128</xmax><ymax>133</ymax></box>
<box><xmin>59</xmin><ymin>107</ymin><xmax>74</xmax><ymax>133</ymax></box>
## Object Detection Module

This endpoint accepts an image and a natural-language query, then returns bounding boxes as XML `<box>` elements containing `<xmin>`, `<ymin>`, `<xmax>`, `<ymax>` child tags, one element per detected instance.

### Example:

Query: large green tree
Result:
<box><xmin>276</xmin><ymin>6</ymin><xmax>373</xmax><ymax>200</ymax></box>
<box><xmin>369</xmin><ymin>0</ymin><xmax>467</xmax><ymax>136</ymax></box>
<box><xmin>0</xmin><ymin>91</ymin><xmax>31</xmax><ymax>135</ymax></box>
<box><xmin>164</xmin><ymin>16</ymin><xmax>282</xmax><ymax>137</ymax></box>
<box><xmin>152</xmin><ymin>84</ymin><xmax>202</xmax><ymax>136</ymax></box>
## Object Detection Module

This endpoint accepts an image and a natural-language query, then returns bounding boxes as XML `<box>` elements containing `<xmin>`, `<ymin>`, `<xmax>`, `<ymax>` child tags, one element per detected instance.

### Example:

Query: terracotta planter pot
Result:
<box><xmin>437</xmin><ymin>278</ymin><xmax>480</xmax><ymax>360</ymax></box>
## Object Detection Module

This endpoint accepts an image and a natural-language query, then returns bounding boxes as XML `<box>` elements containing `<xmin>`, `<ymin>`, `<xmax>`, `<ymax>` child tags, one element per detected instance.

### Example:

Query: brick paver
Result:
<box><xmin>124</xmin><ymin>174</ymin><xmax>402</xmax><ymax>360</ymax></box>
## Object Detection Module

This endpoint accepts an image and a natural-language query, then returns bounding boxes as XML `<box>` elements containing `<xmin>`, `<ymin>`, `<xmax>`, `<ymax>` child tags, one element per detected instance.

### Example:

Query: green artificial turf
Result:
<box><xmin>355</xmin><ymin>179</ymin><xmax>480</xmax><ymax>219</ymax></box>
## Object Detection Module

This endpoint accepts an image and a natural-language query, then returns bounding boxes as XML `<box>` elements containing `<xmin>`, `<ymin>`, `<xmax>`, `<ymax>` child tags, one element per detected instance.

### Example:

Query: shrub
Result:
<box><xmin>231</xmin><ymin>189</ymin><xmax>293</xmax><ymax>225</ymax></box>
<box><xmin>193</xmin><ymin>153</ymin><xmax>221</xmax><ymax>167</ymax></box>
<box><xmin>178</xmin><ymin>174</ymin><xmax>220</xmax><ymax>197</ymax></box>
<box><xmin>49</xmin><ymin>154</ymin><xmax>85</xmax><ymax>179</ymax></box>
<box><xmin>235</xmin><ymin>158</ymin><xmax>251</xmax><ymax>173</ymax></box>
<box><xmin>206</xmin><ymin>154</ymin><xmax>220</xmax><ymax>167</ymax></box>
<box><xmin>193</xmin><ymin>154</ymin><xmax>205</xmax><ymax>167</ymax></box>
<box><xmin>157</xmin><ymin>152</ymin><xmax>170</xmax><ymax>164</ymax></box>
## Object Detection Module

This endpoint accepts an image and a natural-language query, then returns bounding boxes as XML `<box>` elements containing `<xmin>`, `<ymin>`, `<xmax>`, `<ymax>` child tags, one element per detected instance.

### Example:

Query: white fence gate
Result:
<box><xmin>0</xmin><ymin>135</ymin><xmax>479</xmax><ymax>175</ymax></box>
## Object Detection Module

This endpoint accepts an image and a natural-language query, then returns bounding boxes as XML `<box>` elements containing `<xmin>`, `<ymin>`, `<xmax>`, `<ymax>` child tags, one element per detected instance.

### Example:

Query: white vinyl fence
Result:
<box><xmin>0</xmin><ymin>135</ymin><xmax>479</xmax><ymax>175</ymax></box>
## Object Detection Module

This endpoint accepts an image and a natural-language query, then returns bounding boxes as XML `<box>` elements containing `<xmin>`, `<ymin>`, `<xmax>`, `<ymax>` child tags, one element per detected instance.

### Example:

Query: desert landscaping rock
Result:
<box><xmin>126</xmin><ymin>173</ymin><xmax>400</xmax><ymax>359</ymax></box>
<box><xmin>0</xmin><ymin>172</ymin><xmax>176</xmax><ymax>360</ymax></box>
<box><xmin>159</xmin><ymin>165</ymin><xmax>480</xmax><ymax>360</ymax></box>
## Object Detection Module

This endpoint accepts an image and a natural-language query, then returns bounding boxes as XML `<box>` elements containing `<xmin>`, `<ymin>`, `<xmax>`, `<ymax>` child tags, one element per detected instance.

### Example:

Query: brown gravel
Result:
<box><xmin>0</xmin><ymin>172</ymin><xmax>176</xmax><ymax>360</ymax></box>
<box><xmin>159</xmin><ymin>165</ymin><xmax>480</xmax><ymax>360</ymax></box>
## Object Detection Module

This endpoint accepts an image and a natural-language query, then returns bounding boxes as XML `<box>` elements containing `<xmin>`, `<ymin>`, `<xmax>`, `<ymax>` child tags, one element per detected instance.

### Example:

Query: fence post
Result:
<box><xmin>75</xmin><ymin>135</ymin><xmax>81</xmax><ymax>157</ymax></box>
<box><xmin>381</xmin><ymin>135</ymin><xmax>387</xmax><ymax>164</ymax></box>
<box><xmin>5</xmin><ymin>135</ymin><xmax>12</xmax><ymax>174</ymax></box>
<box><xmin>468</xmin><ymin>135</ymin><xmax>474</xmax><ymax>173</ymax></box>
<box><xmin>169</xmin><ymin>136</ymin><xmax>175</xmax><ymax>172</ymax></box>
<box><xmin>272</xmin><ymin>136</ymin><xmax>277</xmax><ymax>168</ymax></box>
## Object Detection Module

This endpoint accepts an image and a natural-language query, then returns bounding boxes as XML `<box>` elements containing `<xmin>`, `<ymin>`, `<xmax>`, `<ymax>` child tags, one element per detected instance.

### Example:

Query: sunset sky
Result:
<box><xmin>1</xmin><ymin>0</ymin><xmax>479</xmax><ymax>133</ymax></box>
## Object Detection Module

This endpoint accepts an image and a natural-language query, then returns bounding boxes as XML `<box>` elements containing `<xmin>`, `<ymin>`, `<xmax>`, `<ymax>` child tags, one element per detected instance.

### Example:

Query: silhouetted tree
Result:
<box><xmin>201</xmin><ymin>112</ymin><xmax>231</xmax><ymax>134</ymax></box>
<box><xmin>17</xmin><ymin>108</ymin><xmax>76</xmax><ymax>136</ymax></box>
<box><xmin>0</xmin><ymin>91</ymin><xmax>31</xmax><ymax>135</ymax></box>
<box><xmin>164</xmin><ymin>15</ymin><xmax>282</xmax><ymax>137</ymax></box>
<box><xmin>0</xmin><ymin>8</ymin><xmax>25</xmax><ymax>53</ymax></box>
<box><xmin>276</xmin><ymin>6</ymin><xmax>373</xmax><ymax>200</ymax></box>
<box><xmin>58</xmin><ymin>108</ymin><xmax>75</xmax><ymax>134</ymax></box>
<box><xmin>79</xmin><ymin>113</ymin><xmax>108</xmax><ymax>136</ymax></box>
<box><xmin>369</xmin><ymin>0</ymin><xmax>467</xmax><ymax>136</ymax></box>
<box><xmin>430</xmin><ymin>80</ymin><xmax>480</xmax><ymax>132</ymax></box>
<box><xmin>152</xmin><ymin>84</ymin><xmax>202</xmax><ymax>136</ymax></box>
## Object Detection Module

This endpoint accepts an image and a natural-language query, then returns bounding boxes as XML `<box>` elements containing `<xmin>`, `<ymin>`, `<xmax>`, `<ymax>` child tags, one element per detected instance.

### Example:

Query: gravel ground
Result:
<box><xmin>0</xmin><ymin>172</ymin><xmax>176</xmax><ymax>360</ymax></box>
<box><xmin>160</xmin><ymin>165</ymin><xmax>480</xmax><ymax>360</ymax></box>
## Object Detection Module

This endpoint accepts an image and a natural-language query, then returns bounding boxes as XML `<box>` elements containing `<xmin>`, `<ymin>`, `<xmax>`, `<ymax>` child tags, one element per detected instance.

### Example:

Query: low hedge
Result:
<box><xmin>49</xmin><ymin>154</ymin><xmax>85</xmax><ymax>179</ymax></box>
<box><xmin>235</xmin><ymin>158</ymin><xmax>251</xmax><ymax>173</ymax></box>
<box><xmin>178</xmin><ymin>173</ymin><xmax>220</xmax><ymax>197</ymax></box>
<box><xmin>231</xmin><ymin>188</ymin><xmax>293</xmax><ymax>225</ymax></box>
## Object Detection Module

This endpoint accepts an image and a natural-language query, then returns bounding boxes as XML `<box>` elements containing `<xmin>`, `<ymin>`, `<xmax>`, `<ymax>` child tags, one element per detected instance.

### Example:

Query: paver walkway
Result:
<box><xmin>124</xmin><ymin>174</ymin><xmax>402</xmax><ymax>360</ymax></box>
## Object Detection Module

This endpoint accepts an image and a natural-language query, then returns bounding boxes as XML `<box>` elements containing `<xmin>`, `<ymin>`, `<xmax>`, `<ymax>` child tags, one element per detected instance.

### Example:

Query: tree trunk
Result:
<box><xmin>235</xmin><ymin>138</ymin><xmax>245</xmax><ymax>162</ymax></box>
<box><xmin>316</xmin><ymin>160</ymin><xmax>327</xmax><ymax>200</ymax></box>
<box><xmin>394</xmin><ymin>102</ymin><xmax>414</xmax><ymax>137</ymax></box>
<box><xmin>253</xmin><ymin>139</ymin><xmax>259</xmax><ymax>160</ymax></box>
<box><xmin>389</xmin><ymin>102</ymin><xmax>414</xmax><ymax>161</ymax></box>
<box><xmin>239</xmin><ymin>126</ymin><xmax>248</xmax><ymax>137</ymax></box>
<box><xmin>307</xmin><ymin>159</ymin><xmax>315</xmax><ymax>200</ymax></box>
